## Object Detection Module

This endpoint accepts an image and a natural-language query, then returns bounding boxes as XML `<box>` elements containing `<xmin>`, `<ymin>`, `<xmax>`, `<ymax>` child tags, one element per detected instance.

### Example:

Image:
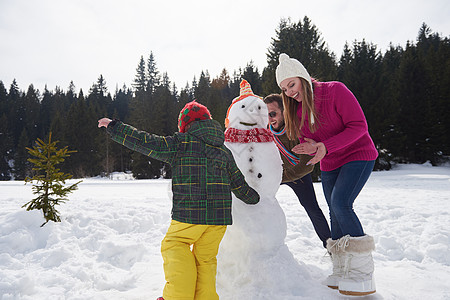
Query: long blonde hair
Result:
<box><xmin>282</xmin><ymin>77</ymin><xmax>318</xmax><ymax>140</ymax></box>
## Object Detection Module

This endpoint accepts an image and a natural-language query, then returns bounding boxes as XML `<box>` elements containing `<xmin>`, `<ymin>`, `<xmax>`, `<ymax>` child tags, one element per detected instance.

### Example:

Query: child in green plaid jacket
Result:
<box><xmin>98</xmin><ymin>100</ymin><xmax>259</xmax><ymax>300</ymax></box>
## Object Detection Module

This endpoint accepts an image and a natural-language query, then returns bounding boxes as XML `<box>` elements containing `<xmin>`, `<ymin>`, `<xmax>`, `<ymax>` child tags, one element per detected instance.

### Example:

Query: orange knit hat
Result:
<box><xmin>224</xmin><ymin>79</ymin><xmax>262</xmax><ymax>128</ymax></box>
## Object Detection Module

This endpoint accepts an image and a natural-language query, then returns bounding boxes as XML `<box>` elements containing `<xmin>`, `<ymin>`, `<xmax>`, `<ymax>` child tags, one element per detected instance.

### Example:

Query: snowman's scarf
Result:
<box><xmin>224</xmin><ymin>127</ymin><xmax>274</xmax><ymax>143</ymax></box>
<box><xmin>269</xmin><ymin>125</ymin><xmax>300</xmax><ymax>166</ymax></box>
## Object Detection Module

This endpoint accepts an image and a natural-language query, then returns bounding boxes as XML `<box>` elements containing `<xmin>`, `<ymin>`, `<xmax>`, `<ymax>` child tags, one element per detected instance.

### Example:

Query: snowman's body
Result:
<box><xmin>217</xmin><ymin>81</ymin><xmax>311</xmax><ymax>297</ymax></box>
<box><xmin>222</xmin><ymin>94</ymin><xmax>286</xmax><ymax>252</ymax></box>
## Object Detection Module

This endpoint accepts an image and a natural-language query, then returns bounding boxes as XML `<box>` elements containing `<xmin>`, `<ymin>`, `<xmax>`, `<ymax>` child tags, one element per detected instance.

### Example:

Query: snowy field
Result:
<box><xmin>1</xmin><ymin>163</ymin><xmax>449</xmax><ymax>300</ymax></box>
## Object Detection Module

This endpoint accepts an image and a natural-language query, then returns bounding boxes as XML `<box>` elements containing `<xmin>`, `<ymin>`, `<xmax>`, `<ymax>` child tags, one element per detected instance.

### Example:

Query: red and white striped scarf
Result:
<box><xmin>224</xmin><ymin>127</ymin><xmax>274</xmax><ymax>143</ymax></box>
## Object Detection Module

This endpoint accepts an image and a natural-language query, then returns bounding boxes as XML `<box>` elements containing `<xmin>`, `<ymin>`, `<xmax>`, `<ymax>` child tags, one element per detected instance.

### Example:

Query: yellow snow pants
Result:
<box><xmin>161</xmin><ymin>220</ymin><xmax>227</xmax><ymax>300</ymax></box>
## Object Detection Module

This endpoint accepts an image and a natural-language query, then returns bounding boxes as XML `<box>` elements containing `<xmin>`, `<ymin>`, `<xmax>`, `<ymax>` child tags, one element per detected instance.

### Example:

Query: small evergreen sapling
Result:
<box><xmin>23</xmin><ymin>133</ymin><xmax>81</xmax><ymax>226</ymax></box>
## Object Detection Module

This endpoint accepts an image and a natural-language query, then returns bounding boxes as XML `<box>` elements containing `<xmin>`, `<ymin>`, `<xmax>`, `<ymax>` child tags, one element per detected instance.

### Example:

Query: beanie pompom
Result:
<box><xmin>279</xmin><ymin>53</ymin><xmax>290</xmax><ymax>63</ymax></box>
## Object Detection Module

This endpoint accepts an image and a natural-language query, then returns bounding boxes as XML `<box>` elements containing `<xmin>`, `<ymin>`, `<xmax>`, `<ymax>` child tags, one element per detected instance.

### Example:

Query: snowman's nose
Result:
<box><xmin>249</xmin><ymin>105</ymin><xmax>258</xmax><ymax>113</ymax></box>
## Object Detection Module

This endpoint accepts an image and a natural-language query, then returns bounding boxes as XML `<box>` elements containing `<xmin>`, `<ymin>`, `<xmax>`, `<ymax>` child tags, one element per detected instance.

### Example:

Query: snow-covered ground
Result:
<box><xmin>1</xmin><ymin>163</ymin><xmax>449</xmax><ymax>300</ymax></box>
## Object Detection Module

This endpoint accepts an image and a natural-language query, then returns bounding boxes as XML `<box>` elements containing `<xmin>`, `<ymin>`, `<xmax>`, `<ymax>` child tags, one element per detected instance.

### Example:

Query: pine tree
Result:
<box><xmin>23</xmin><ymin>132</ymin><xmax>81</xmax><ymax>226</ymax></box>
<box><xmin>337</xmin><ymin>40</ymin><xmax>382</xmax><ymax>151</ymax></box>
<box><xmin>112</xmin><ymin>85</ymin><xmax>131</xmax><ymax>121</ymax></box>
<box><xmin>0</xmin><ymin>81</ymin><xmax>12</xmax><ymax>179</ymax></box>
<box><xmin>24</xmin><ymin>84</ymin><xmax>41</xmax><ymax>143</ymax></box>
<box><xmin>65</xmin><ymin>96</ymin><xmax>102</xmax><ymax>177</ymax></box>
<box><xmin>242</xmin><ymin>61</ymin><xmax>262</xmax><ymax>95</ymax></box>
<box><xmin>0</xmin><ymin>114</ymin><xmax>12</xmax><ymax>180</ymax></box>
<box><xmin>108</xmin><ymin>86</ymin><xmax>132</xmax><ymax>173</ymax></box>
<box><xmin>133</xmin><ymin>56</ymin><xmax>147</xmax><ymax>96</ymax></box>
<box><xmin>8</xmin><ymin>79</ymin><xmax>24</xmax><ymax>145</ymax></box>
<box><xmin>88</xmin><ymin>75</ymin><xmax>111</xmax><ymax>115</ymax></box>
<box><xmin>229</xmin><ymin>70</ymin><xmax>242</xmax><ymax>97</ymax></box>
<box><xmin>211</xmin><ymin>69</ymin><xmax>230</xmax><ymax>90</ymax></box>
<box><xmin>415</xmin><ymin>23</ymin><xmax>450</xmax><ymax>164</ymax></box>
<box><xmin>129</xmin><ymin>53</ymin><xmax>165</xmax><ymax>178</ymax></box>
<box><xmin>194</xmin><ymin>71</ymin><xmax>212</xmax><ymax>107</ymax></box>
<box><xmin>178</xmin><ymin>84</ymin><xmax>195</xmax><ymax>116</ymax></box>
<box><xmin>40</xmin><ymin>88</ymin><xmax>55</xmax><ymax>137</ymax></box>
<box><xmin>147</xmin><ymin>52</ymin><xmax>161</xmax><ymax>94</ymax></box>
<box><xmin>397</xmin><ymin>43</ymin><xmax>428</xmax><ymax>163</ymax></box>
<box><xmin>14</xmin><ymin>128</ymin><xmax>31</xmax><ymax>180</ymax></box>
<box><xmin>263</xmin><ymin>17</ymin><xmax>337</xmax><ymax>95</ymax></box>
<box><xmin>375</xmin><ymin>44</ymin><xmax>404</xmax><ymax>169</ymax></box>
<box><xmin>130</xmin><ymin>55</ymin><xmax>150</xmax><ymax>128</ymax></box>
<box><xmin>211</xmin><ymin>68</ymin><xmax>233</xmax><ymax>126</ymax></box>
<box><xmin>0</xmin><ymin>80</ymin><xmax>7</xmax><ymax>115</ymax></box>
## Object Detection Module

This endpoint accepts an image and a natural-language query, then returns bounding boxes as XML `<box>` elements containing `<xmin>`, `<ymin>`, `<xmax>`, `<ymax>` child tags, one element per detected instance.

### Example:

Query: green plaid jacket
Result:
<box><xmin>107</xmin><ymin>119</ymin><xmax>259</xmax><ymax>225</ymax></box>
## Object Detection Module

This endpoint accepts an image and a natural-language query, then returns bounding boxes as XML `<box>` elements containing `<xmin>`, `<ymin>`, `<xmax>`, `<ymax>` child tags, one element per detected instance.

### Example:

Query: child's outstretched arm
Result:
<box><xmin>98</xmin><ymin>118</ymin><xmax>177</xmax><ymax>164</ymax></box>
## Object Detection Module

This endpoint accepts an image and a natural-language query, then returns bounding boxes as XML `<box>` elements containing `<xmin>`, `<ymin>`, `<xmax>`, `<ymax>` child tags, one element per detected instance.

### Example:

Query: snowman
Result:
<box><xmin>216</xmin><ymin>80</ymin><xmax>311</xmax><ymax>298</ymax></box>
<box><xmin>221</xmin><ymin>80</ymin><xmax>286</xmax><ymax>250</ymax></box>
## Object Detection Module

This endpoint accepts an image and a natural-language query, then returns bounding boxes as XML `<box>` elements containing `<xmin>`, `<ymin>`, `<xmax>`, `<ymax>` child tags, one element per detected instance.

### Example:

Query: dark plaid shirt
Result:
<box><xmin>107</xmin><ymin>119</ymin><xmax>259</xmax><ymax>225</ymax></box>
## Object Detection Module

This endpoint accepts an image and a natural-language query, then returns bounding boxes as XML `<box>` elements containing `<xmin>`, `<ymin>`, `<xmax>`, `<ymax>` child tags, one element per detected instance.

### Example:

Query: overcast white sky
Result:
<box><xmin>1</xmin><ymin>0</ymin><xmax>449</xmax><ymax>94</ymax></box>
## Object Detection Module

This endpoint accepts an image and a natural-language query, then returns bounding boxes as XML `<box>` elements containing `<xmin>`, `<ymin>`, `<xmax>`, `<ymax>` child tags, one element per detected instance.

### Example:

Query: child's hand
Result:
<box><xmin>98</xmin><ymin>118</ymin><xmax>112</xmax><ymax>128</ymax></box>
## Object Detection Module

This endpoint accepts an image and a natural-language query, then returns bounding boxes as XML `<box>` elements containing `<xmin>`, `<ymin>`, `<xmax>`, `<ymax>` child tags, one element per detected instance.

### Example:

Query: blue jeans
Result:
<box><xmin>321</xmin><ymin>160</ymin><xmax>375</xmax><ymax>240</ymax></box>
<box><xmin>284</xmin><ymin>173</ymin><xmax>331</xmax><ymax>248</ymax></box>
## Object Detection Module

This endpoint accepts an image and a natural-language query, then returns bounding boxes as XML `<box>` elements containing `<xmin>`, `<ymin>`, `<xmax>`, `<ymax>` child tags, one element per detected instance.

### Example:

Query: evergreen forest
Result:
<box><xmin>1</xmin><ymin>17</ymin><xmax>449</xmax><ymax>181</ymax></box>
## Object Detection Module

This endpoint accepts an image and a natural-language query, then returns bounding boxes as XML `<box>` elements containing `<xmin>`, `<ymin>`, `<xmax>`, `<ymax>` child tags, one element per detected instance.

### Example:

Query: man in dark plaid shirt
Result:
<box><xmin>98</xmin><ymin>100</ymin><xmax>259</xmax><ymax>300</ymax></box>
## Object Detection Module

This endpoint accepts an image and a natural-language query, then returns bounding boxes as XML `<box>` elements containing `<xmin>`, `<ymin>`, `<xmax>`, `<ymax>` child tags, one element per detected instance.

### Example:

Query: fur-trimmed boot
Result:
<box><xmin>338</xmin><ymin>235</ymin><xmax>376</xmax><ymax>296</ymax></box>
<box><xmin>324</xmin><ymin>237</ymin><xmax>348</xmax><ymax>289</ymax></box>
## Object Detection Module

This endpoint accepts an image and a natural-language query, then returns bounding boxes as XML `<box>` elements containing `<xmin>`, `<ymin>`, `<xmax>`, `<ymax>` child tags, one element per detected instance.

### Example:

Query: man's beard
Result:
<box><xmin>272</xmin><ymin>120</ymin><xmax>285</xmax><ymax>132</ymax></box>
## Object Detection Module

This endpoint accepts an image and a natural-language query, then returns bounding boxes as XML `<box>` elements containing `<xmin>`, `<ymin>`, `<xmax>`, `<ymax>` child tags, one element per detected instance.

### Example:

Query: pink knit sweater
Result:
<box><xmin>297</xmin><ymin>81</ymin><xmax>378</xmax><ymax>171</ymax></box>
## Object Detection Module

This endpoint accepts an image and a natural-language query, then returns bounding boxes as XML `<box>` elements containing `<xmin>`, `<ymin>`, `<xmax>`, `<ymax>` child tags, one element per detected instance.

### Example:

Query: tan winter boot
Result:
<box><xmin>324</xmin><ymin>236</ymin><xmax>350</xmax><ymax>289</ymax></box>
<box><xmin>338</xmin><ymin>235</ymin><xmax>376</xmax><ymax>296</ymax></box>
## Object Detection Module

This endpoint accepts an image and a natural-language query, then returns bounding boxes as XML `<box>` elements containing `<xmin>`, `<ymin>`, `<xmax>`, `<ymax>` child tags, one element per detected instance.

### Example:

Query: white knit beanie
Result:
<box><xmin>275</xmin><ymin>53</ymin><xmax>312</xmax><ymax>90</ymax></box>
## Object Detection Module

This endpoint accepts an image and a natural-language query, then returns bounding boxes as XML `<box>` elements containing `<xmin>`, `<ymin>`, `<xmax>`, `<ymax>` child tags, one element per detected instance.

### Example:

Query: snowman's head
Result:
<box><xmin>225</xmin><ymin>80</ymin><xmax>268</xmax><ymax>130</ymax></box>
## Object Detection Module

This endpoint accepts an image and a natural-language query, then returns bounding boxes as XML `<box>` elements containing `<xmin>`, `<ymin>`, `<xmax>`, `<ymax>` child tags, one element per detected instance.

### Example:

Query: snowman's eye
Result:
<box><xmin>241</xmin><ymin>105</ymin><xmax>245</xmax><ymax>108</ymax></box>
<box><xmin>258</xmin><ymin>106</ymin><xmax>261</xmax><ymax>110</ymax></box>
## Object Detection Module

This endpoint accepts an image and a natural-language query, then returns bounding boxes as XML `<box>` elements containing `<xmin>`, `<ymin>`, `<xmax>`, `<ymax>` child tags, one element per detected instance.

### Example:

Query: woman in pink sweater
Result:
<box><xmin>275</xmin><ymin>53</ymin><xmax>378</xmax><ymax>296</ymax></box>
